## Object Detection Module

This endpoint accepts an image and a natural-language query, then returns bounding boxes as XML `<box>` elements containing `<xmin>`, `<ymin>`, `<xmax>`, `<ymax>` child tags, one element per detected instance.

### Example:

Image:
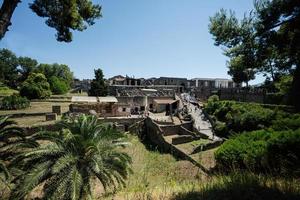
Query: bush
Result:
<box><xmin>48</xmin><ymin>76</ymin><xmax>69</xmax><ymax>94</ymax></box>
<box><xmin>20</xmin><ymin>73</ymin><xmax>51</xmax><ymax>99</ymax></box>
<box><xmin>215</xmin><ymin>129</ymin><xmax>300</xmax><ymax>176</ymax></box>
<box><xmin>214</xmin><ymin>121</ymin><xmax>228</xmax><ymax>137</ymax></box>
<box><xmin>204</xmin><ymin>100</ymin><xmax>286</xmax><ymax>137</ymax></box>
<box><xmin>0</xmin><ymin>94</ymin><xmax>30</xmax><ymax>110</ymax></box>
<box><xmin>271</xmin><ymin>113</ymin><xmax>300</xmax><ymax>131</ymax></box>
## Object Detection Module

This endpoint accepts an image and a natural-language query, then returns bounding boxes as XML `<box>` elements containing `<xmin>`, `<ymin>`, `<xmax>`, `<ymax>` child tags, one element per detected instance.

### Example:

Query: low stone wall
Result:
<box><xmin>159</xmin><ymin>121</ymin><xmax>194</xmax><ymax>136</ymax></box>
<box><xmin>191</xmin><ymin>139</ymin><xmax>224</xmax><ymax>154</ymax></box>
<box><xmin>171</xmin><ymin>135</ymin><xmax>194</xmax><ymax>145</ymax></box>
<box><xmin>144</xmin><ymin>117</ymin><xmax>210</xmax><ymax>173</ymax></box>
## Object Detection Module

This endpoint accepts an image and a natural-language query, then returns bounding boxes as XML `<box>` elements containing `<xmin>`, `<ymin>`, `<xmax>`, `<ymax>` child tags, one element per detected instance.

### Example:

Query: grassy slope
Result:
<box><xmin>103</xmin><ymin>135</ymin><xmax>207</xmax><ymax>199</ymax></box>
<box><xmin>104</xmin><ymin>135</ymin><xmax>300</xmax><ymax>200</ymax></box>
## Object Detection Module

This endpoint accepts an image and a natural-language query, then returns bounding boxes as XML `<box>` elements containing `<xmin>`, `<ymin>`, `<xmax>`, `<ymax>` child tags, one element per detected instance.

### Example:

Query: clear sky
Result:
<box><xmin>0</xmin><ymin>0</ymin><xmax>259</xmax><ymax>82</ymax></box>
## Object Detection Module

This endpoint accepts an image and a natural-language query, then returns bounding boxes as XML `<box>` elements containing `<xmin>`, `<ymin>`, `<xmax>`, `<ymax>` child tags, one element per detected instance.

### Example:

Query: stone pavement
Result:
<box><xmin>182</xmin><ymin>94</ymin><xmax>221</xmax><ymax>141</ymax></box>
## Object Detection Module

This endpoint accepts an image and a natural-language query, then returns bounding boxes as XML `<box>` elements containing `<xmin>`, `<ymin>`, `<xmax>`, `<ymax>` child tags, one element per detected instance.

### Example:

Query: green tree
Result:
<box><xmin>89</xmin><ymin>68</ymin><xmax>108</xmax><ymax>96</ymax></box>
<box><xmin>19</xmin><ymin>73</ymin><xmax>51</xmax><ymax>99</ymax></box>
<box><xmin>48</xmin><ymin>76</ymin><xmax>69</xmax><ymax>95</ymax></box>
<box><xmin>254</xmin><ymin>0</ymin><xmax>300</xmax><ymax>111</ymax></box>
<box><xmin>34</xmin><ymin>63</ymin><xmax>74</xmax><ymax>89</ymax></box>
<box><xmin>0</xmin><ymin>49</ymin><xmax>19</xmax><ymax>88</ymax></box>
<box><xmin>0</xmin><ymin>0</ymin><xmax>102</xmax><ymax>42</ymax></box>
<box><xmin>209</xmin><ymin>1</ymin><xmax>300</xmax><ymax>111</ymax></box>
<box><xmin>209</xmin><ymin>9</ymin><xmax>257</xmax><ymax>86</ymax></box>
<box><xmin>11</xmin><ymin>114</ymin><xmax>132</xmax><ymax>199</ymax></box>
<box><xmin>18</xmin><ymin>56</ymin><xmax>38</xmax><ymax>83</ymax></box>
<box><xmin>227</xmin><ymin>56</ymin><xmax>255</xmax><ymax>87</ymax></box>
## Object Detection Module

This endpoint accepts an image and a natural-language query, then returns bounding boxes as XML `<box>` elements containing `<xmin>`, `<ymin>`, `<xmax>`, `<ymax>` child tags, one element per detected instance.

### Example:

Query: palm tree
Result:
<box><xmin>0</xmin><ymin>116</ymin><xmax>27</xmax><ymax>196</ymax></box>
<box><xmin>10</xmin><ymin>114</ymin><xmax>132</xmax><ymax>200</ymax></box>
<box><xmin>0</xmin><ymin>116</ymin><xmax>26</xmax><ymax>177</ymax></box>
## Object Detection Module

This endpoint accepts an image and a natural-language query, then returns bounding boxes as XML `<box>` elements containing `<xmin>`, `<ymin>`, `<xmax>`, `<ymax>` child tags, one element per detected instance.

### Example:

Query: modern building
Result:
<box><xmin>190</xmin><ymin>78</ymin><xmax>236</xmax><ymax>89</ymax></box>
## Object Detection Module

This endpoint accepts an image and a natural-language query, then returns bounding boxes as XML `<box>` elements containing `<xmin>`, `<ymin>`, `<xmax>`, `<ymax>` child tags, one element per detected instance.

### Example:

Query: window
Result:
<box><xmin>122</xmin><ymin>107</ymin><xmax>126</xmax><ymax>112</ymax></box>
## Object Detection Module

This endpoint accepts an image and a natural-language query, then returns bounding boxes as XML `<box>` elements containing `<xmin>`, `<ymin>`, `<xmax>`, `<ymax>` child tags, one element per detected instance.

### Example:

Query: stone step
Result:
<box><xmin>171</xmin><ymin>135</ymin><xmax>195</xmax><ymax>145</ymax></box>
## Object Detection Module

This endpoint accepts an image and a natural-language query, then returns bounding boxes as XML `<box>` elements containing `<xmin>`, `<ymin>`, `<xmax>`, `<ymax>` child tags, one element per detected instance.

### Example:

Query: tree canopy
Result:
<box><xmin>89</xmin><ymin>68</ymin><xmax>108</xmax><ymax>96</ymax></box>
<box><xmin>0</xmin><ymin>0</ymin><xmax>102</xmax><ymax>42</ymax></box>
<box><xmin>19</xmin><ymin>73</ymin><xmax>51</xmax><ymax>99</ymax></box>
<box><xmin>0</xmin><ymin>49</ymin><xmax>19</xmax><ymax>88</ymax></box>
<box><xmin>0</xmin><ymin>48</ymin><xmax>73</xmax><ymax>96</ymax></box>
<box><xmin>209</xmin><ymin>0</ymin><xmax>300</xmax><ymax>111</ymax></box>
<box><xmin>10</xmin><ymin>114</ymin><xmax>132</xmax><ymax>199</ymax></box>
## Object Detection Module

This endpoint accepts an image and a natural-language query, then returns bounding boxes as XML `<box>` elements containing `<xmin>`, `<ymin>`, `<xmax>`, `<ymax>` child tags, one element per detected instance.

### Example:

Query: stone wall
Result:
<box><xmin>159</xmin><ymin>122</ymin><xmax>194</xmax><ymax>136</ymax></box>
<box><xmin>143</xmin><ymin>117</ymin><xmax>210</xmax><ymax>173</ymax></box>
<box><xmin>70</xmin><ymin>103</ymin><xmax>129</xmax><ymax>117</ymax></box>
<box><xmin>219</xmin><ymin>88</ymin><xmax>265</xmax><ymax>103</ymax></box>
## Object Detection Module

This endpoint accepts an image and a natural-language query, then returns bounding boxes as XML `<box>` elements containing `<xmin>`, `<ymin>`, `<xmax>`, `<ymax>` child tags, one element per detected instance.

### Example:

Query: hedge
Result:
<box><xmin>215</xmin><ymin>129</ymin><xmax>300</xmax><ymax>177</ymax></box>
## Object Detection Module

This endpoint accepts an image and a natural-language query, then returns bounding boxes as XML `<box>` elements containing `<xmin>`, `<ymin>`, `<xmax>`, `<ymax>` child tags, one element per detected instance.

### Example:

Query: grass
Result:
<box><xmin>0</xmin><ymin>101</ymin><xmax>70</xmax><ymax>127</ymax></box>
<box><xmin>103</xmin><ymin>136</ymin><xmax>300</xmax><ymax>200</ymax></box>
<box><xmin>0</xmin><ymin>102</ymin><xmax>70</xmax><ymax>116</ymax></box>
<box><xmin>1</xmin><ymin>133</ymin><xmax>299</xmax><ymax>200</ymax></box>
<box><xmin>103</xmin><ymin>135</ymin><xmax>207</xmax><ymax>199</ymax></box>
<box><xmin>172</xmin><ymin>173</ymin><xmax>300</xmax><ymax>200</ymax></box>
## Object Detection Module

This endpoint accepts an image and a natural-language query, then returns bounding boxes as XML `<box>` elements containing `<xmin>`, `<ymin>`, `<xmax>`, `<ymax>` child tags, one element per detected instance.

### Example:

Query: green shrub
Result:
<box><xmin>215</xmin><ymin>129</ymin><xmax>300</xmax><ymax>176</ymax></box>
<box><xmin>204</xmin><ymin>95</ymin><xmax>221</xmax><ymax>114</ymax></box>
<box><xmin>0</xmin><ymin>94</ymin><xmax>30</xmax><ymax>110</ymax></box>
<box><xmin>214</xmin><ymin>121</ymin><xmax>228</xmax><ymax>137</ymax></box>
<box><xmin>20</xmin><ymin>73</ymin><xmax>51</xmax><ymax>99</ymax></box>
<box><xmin>205</xmin><ymin>101</ymin><xmax>276</xmax><ymax>136</ymax></box>
<box><xmin>271</xmin><ymin>114</ymin><xmax>300</xmax><ymax>131</ymax></box>
<box><xmin>48</xmin><ymin>76</ymin><xmax>69</xmax><ymax>94</ymax></box>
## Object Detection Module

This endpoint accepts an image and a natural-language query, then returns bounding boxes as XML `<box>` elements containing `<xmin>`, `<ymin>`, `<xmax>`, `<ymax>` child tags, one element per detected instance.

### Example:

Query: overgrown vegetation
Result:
<box><xmin>19</xmin><ymin>73</ymin><xmax>52</xmax><ymax>99</ymax></box>
<box><xmin>0</xmin><ymin>94</ymin><xmax>30</xmax><ymax>110</ymax></box>
<box><xmin>215</xmin><ymin>129</ymin><xmax>300</xmax><ymax>176</ymax></box>
<box><xmin>204</xmin><ymin>96</ymin><xmax>300</xmax><ymax>178</ymax></box>
<box><xmin>204</xmin><ymin>95</ymin><xmax>300</xmax><ymax>137</ymax></box>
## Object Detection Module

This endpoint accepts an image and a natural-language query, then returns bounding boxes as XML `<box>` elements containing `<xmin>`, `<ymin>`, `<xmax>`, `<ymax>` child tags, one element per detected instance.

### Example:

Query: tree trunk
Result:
<box><xmin>0</xmin><ymin>0</ymin><xmax>21</xmax><ymax>40</ymax></box>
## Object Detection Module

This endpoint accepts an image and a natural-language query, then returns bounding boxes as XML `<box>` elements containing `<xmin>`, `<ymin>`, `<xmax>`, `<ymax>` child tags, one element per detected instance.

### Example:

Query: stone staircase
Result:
<box><xmin>145</xmin><ymin>116</ymin><xmax>222</xmax><ymax>173</ymax></box>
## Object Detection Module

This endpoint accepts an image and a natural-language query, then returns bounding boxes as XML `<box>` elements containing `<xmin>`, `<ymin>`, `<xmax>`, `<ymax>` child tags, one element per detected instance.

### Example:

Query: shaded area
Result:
<box><xmin>172</xmin><ymin>173</ymin><xmax>300</xmax><ymax>200</ymax></box>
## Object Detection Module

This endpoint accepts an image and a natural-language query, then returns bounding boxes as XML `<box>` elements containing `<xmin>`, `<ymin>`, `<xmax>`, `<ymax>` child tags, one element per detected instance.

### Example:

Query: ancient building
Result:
<box><xmin>69</xmin><ymin>96</ymin><xmax>130</xmax><ymax>117</ymax></box>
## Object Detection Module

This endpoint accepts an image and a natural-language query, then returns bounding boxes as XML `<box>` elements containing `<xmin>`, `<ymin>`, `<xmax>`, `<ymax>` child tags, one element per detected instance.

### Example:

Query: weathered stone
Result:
<box><xmin>52</xmin><ymin>105</ymin><xmax>61</xmax><ymax>115</ymax></box>
<box><xmin>89</xmin><ymin>110</ymin><xmax>97</xmax><ymax>116</ymax></box>
<box><xmin>46</xmin><ymin>113</ymin><xmax>57</xmax><ymax>121</ymax></box>
<box><xmin>171</xmin><ymin>135</ymin><xmax>194</xmax><ymax>145</ymax></box>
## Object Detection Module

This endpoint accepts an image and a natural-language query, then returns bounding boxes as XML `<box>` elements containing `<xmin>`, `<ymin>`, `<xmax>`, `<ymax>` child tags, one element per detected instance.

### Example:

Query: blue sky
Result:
<box><xmin>0</xmin><ymin>0</ymin><xmax>259</xmax><ymax>82</ymax></box>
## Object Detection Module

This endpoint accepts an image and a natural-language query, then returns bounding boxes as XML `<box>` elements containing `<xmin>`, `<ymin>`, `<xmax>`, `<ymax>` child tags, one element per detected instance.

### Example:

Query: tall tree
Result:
<box><xmin>18</xmin><ymin>56</ymin><xmax>38</xmax><ymax>83</ymax></box>
<box><xmin>0</xmin><ymin>0</ymin><xmax>102</xmax><ymax>42</ymax></box>
<box><xmin>209</xmin><ymin>1</ymin><xmax>300</xmax><ymax>111</ymax></box>
<box><xmin>209</xmin><ymin>9</ymin><xmax>257</xmax><ymax>86</ymax></box>
<box><xmin>255</xmin><ymin>0</ymin><xmax>300</xmax><ymax>111</ymax></box>
<box><xmin>0</xmin><ymin>49</ymin><xmax>19</xmax><ymax>88</ymax></box>
<box><xmin>10</xmin><ymin>114</ymin><xmax>132</xmax><ymax>199</ymax></box>
<box><xmin>89</xmin><ymin>68</ymin><xmax>108</xmax><ymax>96</ymax></box>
